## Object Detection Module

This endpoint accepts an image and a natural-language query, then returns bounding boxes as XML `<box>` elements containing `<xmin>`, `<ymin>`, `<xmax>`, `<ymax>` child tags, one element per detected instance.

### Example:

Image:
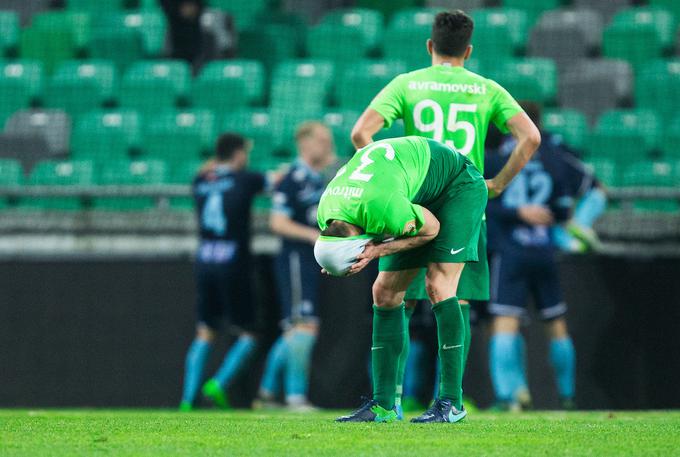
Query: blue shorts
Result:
<box><xmin>195</xmin><ymin>240</ymin><xmax>255</xmax><ymax>331</ymax></box>
<box><xmin>275</xmin><ymin>244</ymin><xmax>320</xmax><ymax>328</ymax></box>
<box><xmin>489</xmin><ymin>249</ymin><xmax>566</xmax><ymax>321</ymax></box>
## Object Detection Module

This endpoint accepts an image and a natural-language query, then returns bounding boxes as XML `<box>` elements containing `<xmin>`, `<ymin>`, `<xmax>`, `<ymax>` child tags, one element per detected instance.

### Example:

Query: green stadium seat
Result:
<box><xmin>635</xmin><ymin>59</ymin><xmax>680</xmax><ymax>122</ymax></box>
<box><xmin>119</xmin><ymin>60</ymin><xmax>190</xmax><ymax>115</ymax></box>
<box><xmin>649</xmin><ymin>0</ymin><xmax>680</xmax><ymax>18</ymax></box>
<box><xmin>20</xmin><ymin>17</ymin><xmax>83</xmax><ymax>76</ymax></box>
<box><xmin>169</xmin><ymin>159</ymin><xmax>202</xmax><ymax>209</ymax></box>
<box><xmin>0</xmin><ymin>11</ymin><xmax>19</xmax><ymax>57</ymax></box>
<box><xmin>488</xmin><ymin>58</ymin><xmax>557</xmax><ymax>104</ymax></box>
<box><xmin>357</xmin><ymin>0</ymin><xmax>420</xmax><ymax>20</ymax></box>
<box><xmin>208</xmin><ymin>0</ymin><xmax>270</xmax><ymax>28</ymax></box>
<box><xmin>31</xmin><ymin>11</ymin><xmax>91</xmax><ymax>51</ymax></box>
<box><xmin>603</xmin><ymin>7</ymin><xmax>676</xmax><ymax>68</ymax></box>
<box><xmin>89</xmin><ymin>27</ymin><xmax>144</xmax><ymax>70</ymax></box>
<box><xmin>67</xmin><ymin>0</ymin><xmax>128</xmax><ymax>10</ymax></box>
<box><xmin>471</xmin><ymin>9</ymin><xmax>529</xmax><ymax>66</ymax></box>
<box><xmin>0</xmin><ymin>60</ymin><xmax>43</xmax><ymax>127</ymax></box>
<box><xmin>384</xmin><ymin>9</ymin><xmax>439</xmax><ymax>71</ymax></box>
<box><xmin>322</xmin><ymin>110</ymin><xmax>360</xmax><ymax>158</ymax></box>
<box><xmin>71</xmin><ymin>110</ymin><xmax>141</xmax><ymax>161</ymax></box>
<box><xmin>335</xmin><ymin>60</ymin><xmax>407</xmax><ymax>110</ymax></box>
<box><xmin>0</xmin><ymin>158</ymin><xmax>22</xmax><ymax>208</ymax></box>
<box><xmin>660</xmin><ymin>116</ymin><xmax>680</xmax><ymax>160</ymax></box>
<box><xmin>192</xmin><ymin>60</ymin><xmax>264</xmax><ymax>110</ymax></box>
<box><xmin>308</xmin><ymin>9</ymin><xmax>383</xmax><ymax>65</ymax></box>
<box><xmin>238</xmin><ymin>24</ymin><xmax>300</xmax><ymax>73</ymax></box>
<box><xmin>95</xmin><ymin>159</ymin><xmax>167</xmax><ymax>210</ymax></box>
<box><xmin>44</xmin><ymin>60</ymin><xmax>117</xmax><ymax>117</ymax></box>
<box><xmin>500</xmin><ymin>0</ymin><xmax>561</xmax><ymax>24</ymax></box>
<box><xmin>584</xmin><ymin>158</ymin><xmax>620</xmax><ymax>188</ymax></box>
<box><xmin>220</xmin><ymin>109</ymin><xmax>276</xmax><ymax>163</ymax></box>
<box><xmin>543</xmin><ymin>109</ymin><xmax>588</xmax><ymax>151</ymax></box>
<box><xmin>621</xmin><ymin>160</ymin><xmax>679</xmax><ymax>211</ymax></box>
<box><xmin>24</xmin><ymin>160</ymin><xmax>94</xmax><ymax>210</ymax></box>
<box><xmin>270</xmin><ymin>60</ymin><xmax>334</xmax><ymax>113</ymax></box>
<box><xmin>142</xmin><ymin>110</ymin><xmax>215</xmax><ymax>161</ymax></box>
<box><xmin>588</xmin><ymin>110</ymin><xmax>662</xmax><ymax>162</ymax></box>
<box><xmin>92</xmin><ymin>11</ymin><xmax>167</xmax><ymax>58</ymax></box>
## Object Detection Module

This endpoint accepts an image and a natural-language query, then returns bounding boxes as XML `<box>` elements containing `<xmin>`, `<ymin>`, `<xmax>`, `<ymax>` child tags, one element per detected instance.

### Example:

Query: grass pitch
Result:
<box><xmin>1</xmin><ymin>409</ymin><xmax>679</xmax><ymax>456</ymax></box>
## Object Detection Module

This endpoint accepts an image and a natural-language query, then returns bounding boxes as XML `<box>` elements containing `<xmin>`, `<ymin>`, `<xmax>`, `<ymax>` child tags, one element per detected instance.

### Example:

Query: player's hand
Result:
<box><xmin>518</xmin><ymin>205</ymin><xmax>554</xmax><ymax>226</ymax></box>
<box><xmin>486</xmin><ymin>179</ymin><xmax>503</xmax><ymax>199</ymax></box>
<box><xmin>346</xmin><ymin>243</ymin><xmax>380</xmax><ymax>276</ymax></box>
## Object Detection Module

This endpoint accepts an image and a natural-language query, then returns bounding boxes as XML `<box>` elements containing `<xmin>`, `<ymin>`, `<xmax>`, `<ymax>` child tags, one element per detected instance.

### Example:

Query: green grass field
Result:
<box><xmin>2</xmin><ymin>410</ymin><xmax>679</xmax><ymax>456</ymax></box>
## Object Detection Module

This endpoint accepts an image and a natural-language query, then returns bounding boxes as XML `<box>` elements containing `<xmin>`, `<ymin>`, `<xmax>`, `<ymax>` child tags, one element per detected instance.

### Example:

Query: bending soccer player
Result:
<box><xmin>314</xmin><ymin>136</ymin><xmax>487</xmax><ymax>423</ymax></box>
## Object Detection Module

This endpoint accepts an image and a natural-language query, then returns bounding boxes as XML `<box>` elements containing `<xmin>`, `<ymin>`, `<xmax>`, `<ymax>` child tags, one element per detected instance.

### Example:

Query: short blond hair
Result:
<box><xmin>295</xmin><ymin>121</ymin><xmax>329</xmax><ymax>142</ymax></box>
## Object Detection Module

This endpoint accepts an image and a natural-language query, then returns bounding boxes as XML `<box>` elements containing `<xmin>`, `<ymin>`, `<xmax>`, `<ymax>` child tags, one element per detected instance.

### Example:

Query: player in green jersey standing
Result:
<box><xmin>350</xmin><ymin>10</ymin><xmax>541</xmax><ymax>410</ymax></box>
<box><xmin>314</xmin><ymin>136</ymin><xmax>487</xmax><ymax>423</ymax></box>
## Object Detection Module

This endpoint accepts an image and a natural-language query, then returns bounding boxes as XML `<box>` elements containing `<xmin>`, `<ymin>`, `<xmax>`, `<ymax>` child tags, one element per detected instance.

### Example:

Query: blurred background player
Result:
<box><xmin>180</xmin><ymin>133</ymin><xmax>274</xmax><ymax>411</ymax></box>
<box><xmin>255</xmin><ymin>122</ymin><xmax>338</xmax><ymax>410</ymax></box>
<box><xmin>349</xmin><ymin>10</ymin><xmax>540</xmax><ymax>412</ymax></box>
<box><xmin>485</xmin><ymin>102</ymin><xmax>604</xmax><ymax>411</ymax></box>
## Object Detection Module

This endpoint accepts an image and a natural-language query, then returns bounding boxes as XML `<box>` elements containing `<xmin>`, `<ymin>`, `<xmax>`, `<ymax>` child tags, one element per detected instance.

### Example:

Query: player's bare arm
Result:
<box><xmin>348</xmin><ymin>207</ymin><xmax>440</xmax><ymax>275</ymax></box>
<box><xmin>486</xmin><ymin>112</ymin><xmax>541</xmax><ymax>198</ymax></box>
<box><xmin>350</xmin><ymin>108</ymin><xmax>386</xmax><ymax>149</ymax></box>
<box><xmin>270</xmin><ymin>213</ymin><xmax>320</xmax><ymax>245</ymax></box>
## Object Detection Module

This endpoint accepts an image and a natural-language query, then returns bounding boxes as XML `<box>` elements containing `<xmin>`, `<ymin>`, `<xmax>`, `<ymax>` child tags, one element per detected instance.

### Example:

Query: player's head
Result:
<box><xmin>314</xmin><ymin>220</ymin><xmax>371</xmax><ymax>276</ymax></box>
<box><xmin>215</xmin><ymin>133</ymin><xmax>251</xmax><ymax>169</ymax></box>
<box><xmin>296</xmin><ymin>121</ymin><xmax>335</xmax><ymax>169</ymax></box>
<box><xmin>428</xmin><ymin>10</ymin><xmax>474</xmax><ymax>60</ymax></box>
<box><xmin>519</xmin><ymin>101</ymin><xmax>542</xmax><ymax>129</ymax></box>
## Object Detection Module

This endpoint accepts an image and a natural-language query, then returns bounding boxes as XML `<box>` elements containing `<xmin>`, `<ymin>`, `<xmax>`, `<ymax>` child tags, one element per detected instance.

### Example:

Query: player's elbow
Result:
<box><xmin>350</xmin><ymin>126</ymin><xmax>370</xmax><ymax>149</ymax></box>
<box><xmin>269</xmin><ymin>214</ymin><xmax>286</xmax><ymax>235</ymax></box>
<box><xmin>526</xmin><ymin>127</ymin><xmax>541</xmax><ymax>151</ymax></box>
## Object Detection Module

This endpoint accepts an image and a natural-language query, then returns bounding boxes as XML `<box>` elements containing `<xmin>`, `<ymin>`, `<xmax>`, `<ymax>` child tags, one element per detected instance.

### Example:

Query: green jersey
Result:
<box><xmin>369</xmin><ymin>64</ymin><xmax>523</xmax><ymax>173</ymax></box>
<box><xmin>317</xmin><ymin>136</ymin><xmax>435</xmax><ymax>238</ymax></box>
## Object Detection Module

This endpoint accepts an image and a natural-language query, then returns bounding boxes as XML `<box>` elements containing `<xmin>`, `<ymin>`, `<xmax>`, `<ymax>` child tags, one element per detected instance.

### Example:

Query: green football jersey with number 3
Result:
<box><xmin>369</xmin><ymin>64</ymin><xmax>523</xmax><ymax>173</ymax></box>
<box><xmin>317</xmin><ymin>136</ymin><xmax>434</xmax><ymax>238</ymax></box>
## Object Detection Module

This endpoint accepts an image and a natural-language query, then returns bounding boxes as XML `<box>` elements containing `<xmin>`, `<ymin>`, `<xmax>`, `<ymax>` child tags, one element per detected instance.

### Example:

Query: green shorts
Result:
<box><xmin>378</xmin><ymin>144</ymin><xmax>488</xmax><ymax>282</ymax></box>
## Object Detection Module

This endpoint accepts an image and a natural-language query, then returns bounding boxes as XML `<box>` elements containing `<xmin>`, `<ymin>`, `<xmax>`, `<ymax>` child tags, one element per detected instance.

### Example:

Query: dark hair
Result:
<box><xmin>431</xmin><ymin>10</ymin><xmax>474</xmax><ymax>58</ymax></box>
<box><xmin>519</xmin><ymin>101</ymin><xmax>542</xmax><ymax>129</ymax></box>
<box><xmin>216</xmin><ymin>133</ymin><xmax>247</xmax><ymax>161</ymax></box>
<box><xmin>320</xmin><ymin>220</ymin><xmax>363</xmax><ymax>237</ymax></box>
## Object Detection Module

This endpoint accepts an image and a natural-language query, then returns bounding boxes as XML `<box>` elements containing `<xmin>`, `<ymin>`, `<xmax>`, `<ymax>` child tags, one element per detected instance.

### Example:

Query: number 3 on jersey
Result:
<box><xmin>348</xmin><ymin>142</ymin><xmax>396</xmax><ymax>182</ymax></box>
<box><xmin>414</xmin><ymin>100</ymin><xmax>477</xmax><ymax>156</ymax></box>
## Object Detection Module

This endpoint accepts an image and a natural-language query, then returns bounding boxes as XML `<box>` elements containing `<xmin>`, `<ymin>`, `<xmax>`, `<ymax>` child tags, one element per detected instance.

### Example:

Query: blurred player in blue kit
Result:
<box><xmin>255</xmin><ymin>122</ymin><xmax>338</xmax><ymax>410</ymax></box>
<box><xmin>180</xmin><ymin>133</ymin><xmax>275</xmax><ymax>411</ymax></box>
<box><xmin>486</xmin><ymin>102</ymin><xmax>605</xmax><ymax>411</ymax></box>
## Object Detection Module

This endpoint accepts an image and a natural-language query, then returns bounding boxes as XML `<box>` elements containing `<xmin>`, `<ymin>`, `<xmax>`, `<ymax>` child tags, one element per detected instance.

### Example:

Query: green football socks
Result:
<box><xmin>460</xmin><ymin>302</ymin><xmax>471</xmax><ymax>366</ymax></box>
<box><xmin>372</xmin><ymin>304</ymin><xmax>406</xmax><ymax>410</ymax></box>
<box><xmin>395</xmin><ymin>306</ymin><xmax>415</xmax><ymax>407</ymax></box>
<box><xmin>432</xmin><ymin>296</ymin><xmax>465</xmax><ymax>410</ymax></box>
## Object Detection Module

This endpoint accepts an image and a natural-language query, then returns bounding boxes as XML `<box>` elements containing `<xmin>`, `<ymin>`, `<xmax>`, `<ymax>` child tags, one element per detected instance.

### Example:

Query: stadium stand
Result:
<box><xmin>5</xmin><ymin>109</ymin><xmax>71</xmax><ymax>157</ymax></box>
<box><xmin>71</xmin><ymin>110</ymin><xmax>141</xmax><ymax>161</ymax></box>
<box><xmin>0</xmin><ymin>60</ymin><xmax>43</xmax><ymax>126</ymax></box>
<box><xmin>94</xmin><ymin>159</ymin><xmax>167</xmax><ymax>210</ymax></box>
<box><xmin>142</xmin><ymin>110</ymin><xmax>215</xmax><ymax>161</ymax></box>
<box><xmin>384</xmin><ymin>8</ymin><xmax>438</xmax><ymax>70</ymax></box>
<box><xmin>192</xmin><ymin>59</ymin><xmax>264</xmax><ymax>109</ymax></box>
<box><xmin>335</xmin><ymin>59</ymin><xmax>407</xmax><ymax>110</ymax></box>
<box><xmin>118</xmin><ymin>60</ymin><xmax>190</xmax><ymax>114</ymax></box>
<box><xmin>471</xmin><ymin>8</ymin><xmax>528</xmax><ymax>69</ymax></box>
<box><xmin>23</xmin><ymin>159</ymin><xmax>94</xmax><ymax>210</ymax></box>
<box><xmin>44</xmin><ymin>60</ymin><xmax>117</xmax><ymax>116</ymax></box>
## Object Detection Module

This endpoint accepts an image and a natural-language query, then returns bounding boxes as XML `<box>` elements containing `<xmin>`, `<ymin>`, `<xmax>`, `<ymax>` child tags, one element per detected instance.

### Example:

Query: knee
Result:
<box><xmin>492</xmin><ymin>316</ymin><xmax>520</xmax><ymax>334</ymax></box>
<box><xmin>372</xmin><ymin>280</ymin><xmax>401</xmax><ymax>308</ymax></box>
<box><xmin>546</xmin><ymin>317</ymin><xmax>569</xmax><ymax>339</ymax></box>
<box><xmin>197</xmin><ymin>324</ymin><xmax>217</xmax><ymax>342</ymax></box>
<box><xmin>425</xmin><ymin>276</ymin><xmax>450</xmax><ymax>304</ymax></box>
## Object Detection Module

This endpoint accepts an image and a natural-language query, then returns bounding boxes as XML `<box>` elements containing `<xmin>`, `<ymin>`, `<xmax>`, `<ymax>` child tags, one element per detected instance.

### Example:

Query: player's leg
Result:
<box><xmin>255</xmin><ymin>334</ymin><xmax>289</xmax><ymax>407</ymax></box>
<box><xmin>336</xmin><ymin>268</ymin><xmax>419</xmax><ymax>423</ymax></box>
<box><xmin>180</xmin><ymin>264</ymin><xmax>219</xmax><ymax>411</ymax></box>
<box><xmin>488</xmin><ymin>253</ymin><xmax>530</xmax><ymax>410</ymax></box>
<box><xmin>553</xmin><ymin>187</ymin><xmax>607</xmax><ymax>252</ymax></box>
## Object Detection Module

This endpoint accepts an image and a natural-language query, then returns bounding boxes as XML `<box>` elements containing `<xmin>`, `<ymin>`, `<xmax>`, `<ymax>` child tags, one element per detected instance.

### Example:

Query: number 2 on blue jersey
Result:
<box><xmin>202</xmin><ymin>192</ymin><xmax>227</xmax><ymax>236</ymax></box>
<box><xmin>502</xmin><ymin>169</ymin><xmax>553</xmax><ymax>208</ymax></box>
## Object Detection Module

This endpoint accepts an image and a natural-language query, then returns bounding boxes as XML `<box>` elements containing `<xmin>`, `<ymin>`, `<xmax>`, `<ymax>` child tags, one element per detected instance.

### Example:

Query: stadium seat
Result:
<box><xmin>603</xmin><ymin>7</ymin><xmax>676</xmax><ymax>68</ymax></box>
<box><xmin>238</xmin><ymin>24</ymin><xmax>300</xmax><ymax>73</ymax></box>
<box><xmin>20</xmin><ymin>12</ymin><xmax>87</xmax><ymax>75</ymax></box>
<box><xmin>207</xmin><ymin>0</ymin><xmax>270</xmax><ymax>28</ymax></box>
<box><xmin>471</xmin><ymin>8</ymin><xmax>529</xmax><ymax>66</ymax></box>
<box><xmin>24</xmin><ymin>160</ymin><xmax>94</xmax><ymax>210</ymax></box>
<box><xmin>44</xmin><ymin>60</ymin><xmax>117</xmax><ymax>117</ymax></box>
<box><xmin>66</xmin><ymin>0</ymin><xmax>128</xmax><ymax>10</ymax></box>
<box><xmin>95</xmin><ymin>159</ymin><xmax>167</xmax><ymax>210</ymax></box>
<box><xmin>30</xmin><ymin>11</ymin><xmax>91</xmax><ymax>51</ymax></box>
<box><xmin>71</xmin><ymin>110</ymin><xmax>141</xmax><ymax>162</ymax></box>
<box><xmin>488</xmin><ymin>58</ymin><xmax>557</xmax><ymax>104</ymax></box>
<box><xmin>635</xmin><ymin>59</ymin><xmax>680</xmax><ymax>123</ymax></box>
<box><xmin>0</xmin><ymin>158</ymin><xmax>22</xmax><ymax>208</ymax></box>
<box><xmin>119</xmin><ymin>60</ymin><xmax>190</xmax><ymax>115</ymax></box>
<box><xmin>1</xmin><ymin>0</ymin><xmax>51</xmax><ymax>27</ymax></box>
<box><xmin>543</xmin><ymin>109</ymin><xmax>589</xmax><ymax>152</ymax></box>
<box><xmin>168</xmin><ymin>159</ymin><xmax>202</xmax><ymax>209</ymax></box>
<box><xmin>650</xmin><ymin>0</ymin><xmax>680</xmax><ymax>18</ymax></box>
<box><xmin>426</xmin><ymin>0</ymin><xmax>485</xmax><ymax>11</ymax></box>
<box><xmin>5</xmin><ymin>109</ymin><xmax>71</xmax><ymax>156</ymax></box>
<box><xmin>220</xmin><ymin>109</ymin><xmax>277</xmax><ymax>163</ymax></box>
<box><xmin>89</xmin><ymin>27</ymin><xmax>144</xmax><ymax>70</ymax></box>
<box><xmin>92</xmin><ymin>11</ymin><xmax>167</xmax><ymax>59</ymax></box>
<box><xmin>558</xmin><ymin>59</ymin><xmax>632</xmax><ymax>124</ymax></box>
<box><xmin>310</xmin><ymin>8</ymin><xmax>384</xmax><ymax>62</ymax></box>
<box><xmin>0</xmin><ymin>11</ymin><xmax>19</xmax><ymax>57</ymax></box>
<box><xmin>572</xmin><ymin>0</ymin><xmax>633</xmax><ymax>23</ymax></box>
<box><xmin>528</xmin><ymin>9</ymin><xmax>603</xmax><ymax>68</ymax></box>
<box><xmin>322</xmin><ymin>110</ymin><xmax>360</xmax><ymax>158</ymax></box>
<box><xmin>660</xmin><ymin>115</ymin><xmax>680</xmax><ymax>160</ymax></box>
<box><xmin>584</xmin><ymin>158</ymin><xmax>620</xmax><ymax>188</ymax></box>
<box><xmin>142</xmin><ymin>110</ymin><xmax>216</xmax><ymax>161</ymax></box>
<box><xmin>358</xmin><ymin>0</ymin><xmax>421</xmax><ymax>20</ymax></box>
<box><xmin>0</xmin><ymin>60</ymin><xmax>43</xmax><ymax>127</ymax></box>
<box><xmin>192</xmin><ymin>60</ymin><xmax>264</xmax><ymax>110</ymax></box>
<box><xmin>335</xmin><ymin>60</ymin><xmax>407</xmax><ymax>110</ymax></box>
<box><xmin>384</xmin><ymin>9</ymin><xmax>439</xmax><ymax>71</ymax></box>
<box><xmin>588</xmin><ymin>110</ymin><xmax>661</xmax><ymax>162</ymax></box>
<box><xmin>621</xmin><ymin>160</ymin><xmax>679</xmax><ymax>212</ymax></box>
<box><xmin>500</xmin><ymin>0</ymin><xmax>561</xmax><ymax>24</ymax></box>
<box><xmin>269</xmin><ymin>60</ymin><xmax>334</xmax><ymax>113</ymax></box>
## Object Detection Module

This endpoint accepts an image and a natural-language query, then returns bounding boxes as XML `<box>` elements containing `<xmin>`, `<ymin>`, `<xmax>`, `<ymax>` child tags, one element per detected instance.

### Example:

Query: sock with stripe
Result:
<box><xmin>395</xmin><ymin>305</ymin><xmax>415</xmax><ymax>407</ymax></box>
<box><xmin>371</xmin><ymin>304</ymin><xmax>405</xmax><ymax>410</ymax></box>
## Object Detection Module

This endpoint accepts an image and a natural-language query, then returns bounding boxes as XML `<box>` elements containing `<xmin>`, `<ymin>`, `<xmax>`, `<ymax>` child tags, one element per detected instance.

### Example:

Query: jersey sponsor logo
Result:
<box><xmin>407</xmin><ymin>80</ymin><xmax>487</xmax><ymax>95</ymax></box>
<box><xmin>450</xmin><ymin>247</ymin><xmax>465</xmax><ymax>255</ymax></box>
<box><xmin>323</xmin><ymin>186</ymin><xmax>364</xmax><ymax>199</ymax></box>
